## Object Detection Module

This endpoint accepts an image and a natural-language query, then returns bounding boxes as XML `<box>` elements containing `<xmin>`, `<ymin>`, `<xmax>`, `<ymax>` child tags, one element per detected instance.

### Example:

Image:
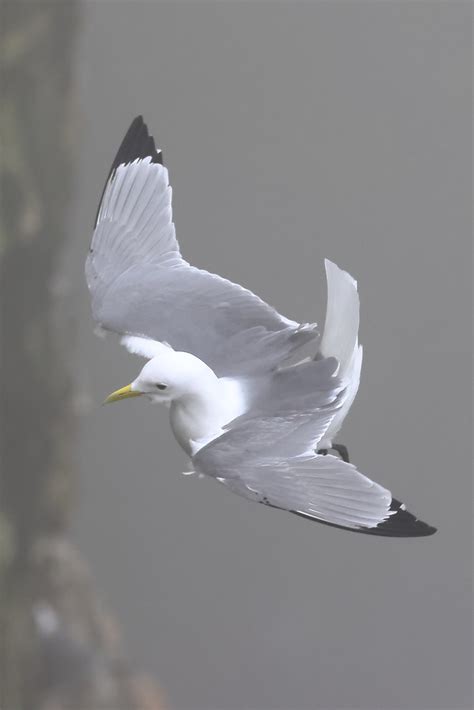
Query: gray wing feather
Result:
<box><xmin>237</xmin><ymin>356</ymin><xmax>342</xmax><ymax>419</ymax></box>
<box><xmin>194</xmin><ymin>364</ymin><xmax>393</xmax><ymax>530</ymax></box>
<box><xmin>86</xmin><ymin>155</ymin><xmax>318</xmax><ymax>376</ymax></box>
<box><xmin>196</xmin><ymin>444</ymin><xmax>392</xmax><ymax>530</ymax></box>
<box><xmin>248</xmin><ymin>456</ymin><xmax>392</xmax><ymax>529</ymax></box>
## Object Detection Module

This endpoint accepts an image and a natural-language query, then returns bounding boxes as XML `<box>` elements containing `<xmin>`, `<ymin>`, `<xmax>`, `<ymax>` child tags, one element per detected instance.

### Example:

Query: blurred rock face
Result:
<box><xmin>31</xmin><ymin>537</ymin><xmax>166</xmax><ymax>710</ymax></box>
<box><xmin>0</xmin><ymin>4</ymin><xmax>167</xmax><ymax>708</ymax></box>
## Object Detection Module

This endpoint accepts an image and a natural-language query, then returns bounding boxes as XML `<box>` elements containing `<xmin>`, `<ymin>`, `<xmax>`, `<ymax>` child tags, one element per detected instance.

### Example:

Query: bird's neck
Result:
<box><xmin>169</xmin><ymin>377</ymin><xmax>246</xmax><ymax>455</ymax></box>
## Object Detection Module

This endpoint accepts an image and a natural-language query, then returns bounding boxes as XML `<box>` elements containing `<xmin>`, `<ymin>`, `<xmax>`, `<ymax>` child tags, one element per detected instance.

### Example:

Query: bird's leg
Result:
<box><xmin>317</xmin><ymin>448</ymin><xmax>328</xmax><ymax>456</ymax></box>
<box><xmin>331</xmin><ymin>443</ymin><xmax>350</xmax><ymax>463</ymax></box>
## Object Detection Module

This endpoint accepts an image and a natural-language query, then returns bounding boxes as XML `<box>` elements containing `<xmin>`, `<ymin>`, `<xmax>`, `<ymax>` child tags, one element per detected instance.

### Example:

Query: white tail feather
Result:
<box><xmin>318</xmin><ymin>259</ymin><xmax>362</xmax><ymax>447</ymax></box>
<box><xmin>320</xmin><ymin>260</ymin><xmax>359</xmax><ymax>376</ymax></box>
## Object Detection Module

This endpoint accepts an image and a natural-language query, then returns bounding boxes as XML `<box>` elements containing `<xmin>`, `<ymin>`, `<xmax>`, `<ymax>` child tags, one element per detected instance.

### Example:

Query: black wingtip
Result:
<box><xmin>363</xmin><ymin>498</ymin><xmax>437</xmax><ymax>538</ymax></box>
<box><xmin>292</xmin><ymin>497</ymin><xmax>437</xmax><ymax>538</ymax></box>
<box><xmin>94</xmin><ymin>116</ymin><xmax>163</xmax><ymax>228</ymax></box>
<box><xmin>110</xmin><ymin>115</ymin><xmax>163</xmax><ymax>171</ymax></box>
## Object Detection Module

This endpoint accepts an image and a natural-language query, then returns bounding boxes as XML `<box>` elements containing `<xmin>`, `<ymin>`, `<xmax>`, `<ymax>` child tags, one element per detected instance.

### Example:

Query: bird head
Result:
<box><xmin>104</xmin><ymin>344</ymin><xmax>218</xmax><ymax>406</ymax></box>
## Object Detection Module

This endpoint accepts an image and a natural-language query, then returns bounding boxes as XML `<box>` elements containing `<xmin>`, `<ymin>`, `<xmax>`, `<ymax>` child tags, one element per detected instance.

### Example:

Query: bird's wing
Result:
<box><xmin>194</xmin><ymin>364</ymin><xmax>436</xmax><ymax>537</ymax></box>
<box><xmin>86</xmin><ymin>116</ymin><xmax>318</xmax><ymax>376</ymax></box>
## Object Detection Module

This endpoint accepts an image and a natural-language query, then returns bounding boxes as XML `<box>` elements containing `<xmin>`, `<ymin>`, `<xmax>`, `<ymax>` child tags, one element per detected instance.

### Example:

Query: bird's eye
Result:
<box><xmin>155</xmin><ymin>383</ymin><xmax>168</xmax><ymax>391</ymax></box>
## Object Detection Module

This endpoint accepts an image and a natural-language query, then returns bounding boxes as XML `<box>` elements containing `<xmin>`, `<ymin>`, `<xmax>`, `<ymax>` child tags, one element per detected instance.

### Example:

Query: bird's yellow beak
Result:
<box><xmin>104</xmin><ymin>383</ymin><xmax>142</xmax><ymax>404</ymax></box>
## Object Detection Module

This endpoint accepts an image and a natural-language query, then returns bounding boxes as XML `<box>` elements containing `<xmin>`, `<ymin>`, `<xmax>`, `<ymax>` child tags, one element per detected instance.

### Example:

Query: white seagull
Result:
<box><xmin>86</xmin><ymin>116</ymin><xmax>435</xmax><ymax>537</ymax></box>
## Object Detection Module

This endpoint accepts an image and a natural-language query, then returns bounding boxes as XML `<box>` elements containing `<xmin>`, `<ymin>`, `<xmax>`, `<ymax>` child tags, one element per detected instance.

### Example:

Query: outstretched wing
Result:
<box><xmin>86</xmin><ymin>116</ymin><xmax>318</xmax><ymax>376</ymax></box>
<box><xmin>194</xmin><ymin>370</ymin><xmax>436</xmax><ymax>537</ymax></box>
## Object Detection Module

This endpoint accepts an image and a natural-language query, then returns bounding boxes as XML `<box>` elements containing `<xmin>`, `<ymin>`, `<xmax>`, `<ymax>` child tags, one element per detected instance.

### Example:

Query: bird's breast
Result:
<box><xmin>169</xmin><ymin>378</ymin><xmax>247</xmax><ymax>456</ymax></box>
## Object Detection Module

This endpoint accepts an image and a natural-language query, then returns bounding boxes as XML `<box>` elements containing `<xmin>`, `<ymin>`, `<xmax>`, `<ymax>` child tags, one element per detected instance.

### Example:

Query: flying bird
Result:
<box><xmin>86</xmin><ymin>116</ymin><xmax>436</xmax><ymax>537</ymax></box>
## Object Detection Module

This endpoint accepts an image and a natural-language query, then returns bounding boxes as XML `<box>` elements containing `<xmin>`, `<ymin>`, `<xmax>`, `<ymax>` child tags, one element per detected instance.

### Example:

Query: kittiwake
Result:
<box><xmin>85</xmin><ymin>116</ymin><xmax>436</xmax><ymax>537</ymax></box>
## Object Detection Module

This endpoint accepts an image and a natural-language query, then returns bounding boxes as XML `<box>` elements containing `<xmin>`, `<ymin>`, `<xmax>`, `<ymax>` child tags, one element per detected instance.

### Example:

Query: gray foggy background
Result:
<box><xmin>62</xmin><ymin>2</ymin><xmax>472</xmax><ymax>709</ymax></box>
